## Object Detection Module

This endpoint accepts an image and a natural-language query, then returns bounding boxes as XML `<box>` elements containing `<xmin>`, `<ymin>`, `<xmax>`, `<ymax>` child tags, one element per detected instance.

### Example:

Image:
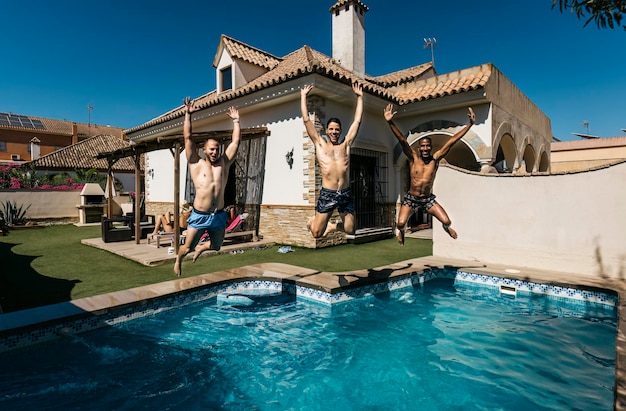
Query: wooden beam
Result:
<box><xmin>134</xmin><ymin>155</ymin><xmax>141</xmax><ymax>244</ymax></box>
<box><xmin>96</xmin><ymin>127</ymin><xmax>269</xmax><ymax>162</ymax></box>
<box><xmin>173</xmin><ymin>142</ymin><xmax>181</xmax><ymax>253</ymax></box>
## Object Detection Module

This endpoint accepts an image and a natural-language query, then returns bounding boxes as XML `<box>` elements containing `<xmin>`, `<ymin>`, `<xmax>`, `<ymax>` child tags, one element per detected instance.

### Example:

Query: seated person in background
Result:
<box><xmin>224</xmin><ymin>205</ymin><xmax>236</xmax><ymax>226</ymax></box>
<box><xmin>151</xmin><ymin>203</ymin><xmax>192</xmax><ymax>235</ymax></box>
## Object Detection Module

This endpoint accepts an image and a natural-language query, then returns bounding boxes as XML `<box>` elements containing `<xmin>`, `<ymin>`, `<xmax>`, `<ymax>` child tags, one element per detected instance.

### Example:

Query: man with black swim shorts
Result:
<box><xmin>174</xmin><ymin>97</ymin><xmax>241</xmax><ymax>276</ymax></box>
<box><xmin>300</xmin><ymin>81</ymin><xmax>363</xmax><ymax>238</ymax></box>
<box><xmin>384</xmin><ymin>104</ymin><xmax>475</xmax><ymax>244</ymax></box>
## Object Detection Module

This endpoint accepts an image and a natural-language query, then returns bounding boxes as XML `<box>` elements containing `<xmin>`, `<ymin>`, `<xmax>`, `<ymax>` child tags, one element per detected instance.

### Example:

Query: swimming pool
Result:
<box><xmin>0</xmin><ymin>277</ymin><xmax>616</xmax><ymax>410</ymax></box>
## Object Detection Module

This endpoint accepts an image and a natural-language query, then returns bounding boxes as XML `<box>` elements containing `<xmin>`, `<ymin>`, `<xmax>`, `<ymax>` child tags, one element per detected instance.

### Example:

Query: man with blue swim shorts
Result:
<box><xmin>300</xmin><ymin>81</ymin><xmax>363</xmax><ymax>238</ymax></box>
<box><xmin>187</xmin><ymin>207</ymin><xmax>229</xmax><ymax>231</ymax></box>
<box><xmin>384</xmin><ymin>104</ymin><xmax>475</xmax><ymax>244</ymax></box>
<box><xmin>174</xmin><ymin>96</ymin><xmax>241</xmax><ymax>276</ymax></box>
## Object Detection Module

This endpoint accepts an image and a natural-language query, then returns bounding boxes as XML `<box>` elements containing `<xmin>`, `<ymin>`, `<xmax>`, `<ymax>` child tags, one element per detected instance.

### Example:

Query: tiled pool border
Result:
<box><xmin>0</xmin><ymin>268</ymin><xmax>617</xmax><ymax>353</ymax></box>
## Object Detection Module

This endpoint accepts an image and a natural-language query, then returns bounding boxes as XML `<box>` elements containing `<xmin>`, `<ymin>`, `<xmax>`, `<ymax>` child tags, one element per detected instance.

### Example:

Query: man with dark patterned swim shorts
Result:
<box><xmin>316</xmin><ymin>187</ymin><xmax>356</xmax><ymax>215</ymax></box>
<box><xmin>301</xmin><ymin>81</ymin><xmax>363</xmax><ymax>238</ymax></box>
<box><xmin>402</xmin><ymin>192</ymin><xmax>436</xmax><ymax>212</ymax></box>
<box><xmin>384</xmin><ymin>104</ymin><xmax>475</xmax><ymax>244</ymax></box>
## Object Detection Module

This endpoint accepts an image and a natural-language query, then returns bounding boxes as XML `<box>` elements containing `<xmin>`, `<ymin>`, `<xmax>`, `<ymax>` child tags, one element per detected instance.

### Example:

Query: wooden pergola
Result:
<box><xmin>96</xmin><ymin>127</ymin><xmax>270</xmax><ymax>249</ymax></box>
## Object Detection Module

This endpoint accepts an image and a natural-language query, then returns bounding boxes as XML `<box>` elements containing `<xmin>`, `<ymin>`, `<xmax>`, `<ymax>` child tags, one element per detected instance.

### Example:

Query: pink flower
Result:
<box><xmin>10</xmin><ymin>177</ymin><xmax>22</xmax><ymax>189</ymax></box>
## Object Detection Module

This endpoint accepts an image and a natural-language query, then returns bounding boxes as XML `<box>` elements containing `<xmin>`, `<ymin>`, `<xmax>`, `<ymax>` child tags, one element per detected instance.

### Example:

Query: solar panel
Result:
<box><xmin>0</xmin><ymin>113</ymin><xmax>47</xmax><ymax>130</ymax></box>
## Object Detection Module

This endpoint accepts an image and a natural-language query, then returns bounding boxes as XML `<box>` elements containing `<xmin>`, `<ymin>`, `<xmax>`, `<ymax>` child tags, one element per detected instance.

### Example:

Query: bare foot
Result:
<box><xmin>193</xmin><ymin>242</ymin><xmax>211</xmax><ymax>262</ymax></box>
<box><xmin>444</xmin><ymin>225</ymin><xmax>458</xmax><ymax>239</ymax></box>
<box><xmin>395</xmin><ymin>228</ymin><xmax>405</xmax><ymax>245</ymax></box>
<box><xmin>322</xmin><ymin>221</ymin><xmax>337</xmax><ymax>237</ymax></box>
<box><xmin>174</xmin><ymin>255</ymin><xmax>182</xmax><ymax>276</ymax></box>
<box><xmin>306</xmin><ymin>216</ymin><xmax>314</xmax><ymax>233</ymax></box>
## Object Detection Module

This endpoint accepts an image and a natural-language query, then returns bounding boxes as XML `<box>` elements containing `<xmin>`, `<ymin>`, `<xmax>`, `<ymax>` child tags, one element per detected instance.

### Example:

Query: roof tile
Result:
<box><xmin>126</xmin><ymin>40</ymin><xmax>492</xmax><ymax>134</ymax></box>
<box><xmin>29</xmin><ymin>134</ymin><xmax>139</xmax><ymax>172</ymax></box>
<box><xmin>221</xmin><ymin>36</ymin><xmax>281</xmax><ymax>70</ymax></box>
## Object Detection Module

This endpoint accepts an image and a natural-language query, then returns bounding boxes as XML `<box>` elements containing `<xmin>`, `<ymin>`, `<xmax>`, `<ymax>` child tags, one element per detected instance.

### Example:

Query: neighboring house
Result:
<box><xmin>125</xmin><ymin>0</ymin><xmax>552</xmax><ymax>248</ymax></box>
<box><xmin>0</xmin><ymin>111</ymin><xmax>125</xmax><ymax>164</ymax></box>
<box><xmin>551</xmin><ymin>135</ymin><xmax>626</xmax><ymax>173</ymax></box>
<box><xmin>25</xmin><ymin>134</ymin><xmax>140</xmax><ymax>192</ymax></box>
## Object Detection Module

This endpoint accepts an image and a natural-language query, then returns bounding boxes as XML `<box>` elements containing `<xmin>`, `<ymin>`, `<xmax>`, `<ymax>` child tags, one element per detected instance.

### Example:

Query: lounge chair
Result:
<box><xmin>101</xmin><ymin>216</ymin><xmax>133</xmax><ymax>243</ymax></box>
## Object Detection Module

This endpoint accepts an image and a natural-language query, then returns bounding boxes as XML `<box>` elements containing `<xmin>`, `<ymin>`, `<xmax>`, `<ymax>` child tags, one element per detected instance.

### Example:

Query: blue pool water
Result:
<box><xmin>0</xmin><ymin>279</ymin><xmax>616</xmax><ymax>410</ymax></box>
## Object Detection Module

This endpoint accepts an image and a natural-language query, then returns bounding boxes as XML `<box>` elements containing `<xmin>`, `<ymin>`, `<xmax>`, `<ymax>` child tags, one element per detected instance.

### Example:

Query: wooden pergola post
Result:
<box><xmin>134</xmin><ymin>153</ymin><xmax>141</xmax><ymax>244</ymax></box>
<box><xmin>173</xmin><ymin>142</ymin><xmax>181</xmax><ymax>252</ymax></box>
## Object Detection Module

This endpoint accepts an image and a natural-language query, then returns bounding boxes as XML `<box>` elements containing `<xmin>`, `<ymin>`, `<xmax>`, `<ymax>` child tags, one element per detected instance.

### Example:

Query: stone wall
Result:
<box><xmin>259</xmin><ymin>204</ymin><xmax>349</xmax><ymax>248</ymax></box>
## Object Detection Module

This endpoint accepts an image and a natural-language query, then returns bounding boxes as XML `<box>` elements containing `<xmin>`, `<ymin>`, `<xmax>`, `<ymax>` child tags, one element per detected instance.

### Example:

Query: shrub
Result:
<box><xmin>2</xmin><ymin>200</ymin><xmax>31</xmax><ymax>225</ymax></box>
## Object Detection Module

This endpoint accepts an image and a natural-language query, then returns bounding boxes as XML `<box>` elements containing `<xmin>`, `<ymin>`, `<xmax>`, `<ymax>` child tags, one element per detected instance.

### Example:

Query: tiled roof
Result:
<box><xmin>126</xmin><ymin>40</ymin><xmax>491</xmax><ymax>134</ymax></box>
<box><xmin>393</xmin><ymin>64</ymin><xmax>492</xmax><ymax>104</ymax></box>
<box><xmin>366</xmin><ymin>63</ymin><xmax>433</xmax><ymax>87</ymax></box>
<box><xmin>28</xmin><ymin>134</ymin><xmax>140</xmax><ymax>172</ymax></box>
<box><xmin>329</xmin><ymin>0</ymin><xmax>369</xmax><ymax>12</ymax></box>
<box><xmin>219</xmin><ymin>35</ymin><xmax>281</xmax><ymax>70</ymax></box>
<box><xmin>0</xmin><ymin>113</ymin><xmax>125</xmax><ymax>139</ymax></box>
<box><xmin>551</xmin><ymin>135</ymin><xmax>626</xmax><ymax>151</ymax></box>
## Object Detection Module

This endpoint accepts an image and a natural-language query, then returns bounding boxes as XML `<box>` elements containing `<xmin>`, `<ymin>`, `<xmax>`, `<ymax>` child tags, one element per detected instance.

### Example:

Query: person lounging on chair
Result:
<box><xmin>151</xmin><ymin>203</ymin><xmax>192</xmax><ymax>236</ymax></box>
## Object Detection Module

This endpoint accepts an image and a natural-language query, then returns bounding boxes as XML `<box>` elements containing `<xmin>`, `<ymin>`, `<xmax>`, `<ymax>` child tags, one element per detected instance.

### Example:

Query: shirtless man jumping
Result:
<box><xmin>384</xmin><ymin>104</ymin><xmax>475</xmax><ymax>244</ymax></box>
<box><xmin>300</xmin><ymin>81</ymin><xmax>363</xmax><ymax>237</ymax></box>
<box><xmin>174</xmin><ymin>97</ymin><xmax>241</xmax><ymax>276</ymax></box>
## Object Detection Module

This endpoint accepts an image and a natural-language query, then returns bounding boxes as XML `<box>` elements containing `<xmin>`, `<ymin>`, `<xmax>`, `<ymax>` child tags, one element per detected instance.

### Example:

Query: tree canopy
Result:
<box><xmin>553</xmin><ymin>0</ymin><xmax>626</xmax><ymax>30</ymax></box>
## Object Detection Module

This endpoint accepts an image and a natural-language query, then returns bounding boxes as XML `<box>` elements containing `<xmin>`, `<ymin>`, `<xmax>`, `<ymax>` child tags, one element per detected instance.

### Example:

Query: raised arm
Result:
<box><xmin>223</xmin><ymin>106</ymin><xmax>241</xmax><ymax>164</ymax></box>
<box><xmin>384</xmin><ymin>104</ymin><xmax>414</xmax><ymax>161</ymax></box>
<box><xmin>344</xmin><ymin>81</ymin><xmax>364</xmax><ymax>146</ymax></box>
<box><xmin>433</xmin><ymin>107</ymin><xmax>475</xmax><ymax>160</ymax></box>
<box><xmin>183</xmin><ymin>96</ymin><xmax>200</xmax><ymax>164</ymax></box>
<box><xmin>300</xmin><ymin>84</ymin><xmax>322</xmax><ymax>144</ymax></box>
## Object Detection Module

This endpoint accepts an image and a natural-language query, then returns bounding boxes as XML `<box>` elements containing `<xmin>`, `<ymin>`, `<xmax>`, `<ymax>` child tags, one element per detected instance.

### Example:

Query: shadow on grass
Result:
<box><xmin>0</xmin><ymin>241</ymin><xmax>80</xmax><ymax>313</ymax></box>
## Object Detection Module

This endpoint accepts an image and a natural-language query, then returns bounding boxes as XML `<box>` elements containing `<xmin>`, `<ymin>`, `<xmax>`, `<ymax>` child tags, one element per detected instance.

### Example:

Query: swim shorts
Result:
<box><xmin>316</xmin><ymin>187</ymin><xmax>355</xmax><ymax>214</ymax></box>
<box><xmin>401</xmin><ymin>192</ymin><xmax>437</xmax><ymax>211</ymax></box>
<box><xmin>187</xmin><ymin>208</ymin><xmax>228</xmax><ymax>231</ymax></box>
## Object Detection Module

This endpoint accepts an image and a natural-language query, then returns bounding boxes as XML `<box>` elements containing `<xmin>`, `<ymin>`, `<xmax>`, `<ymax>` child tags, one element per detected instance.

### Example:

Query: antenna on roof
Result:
<box><xmin>87</xmin><ymin>104</ymin><xmax>94</xmax><ymax>137</ymax></box>
<box><xmin>581</xmin><ymin>120</ymin><xmax>590</xmax><ymax>135</ymax></box>
<box><xmin>423</xmin><ymin>38</ymin><xmax>437</xmax><ymax>69</ymax></box>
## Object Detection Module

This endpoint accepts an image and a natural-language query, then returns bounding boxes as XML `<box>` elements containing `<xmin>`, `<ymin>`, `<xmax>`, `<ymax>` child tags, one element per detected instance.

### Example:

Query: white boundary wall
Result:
<box><xmin>0</xmin><ymin>190</ymin><xmax>81</xmax><ymax>219</ymax></box>
<box><xmin>432</xmin><ymin>162</ymin><xmax>626</xmax><ymax>279</ymax></box>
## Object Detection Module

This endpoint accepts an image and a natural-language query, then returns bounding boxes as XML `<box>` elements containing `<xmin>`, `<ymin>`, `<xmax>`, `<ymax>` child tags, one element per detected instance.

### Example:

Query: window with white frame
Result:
<box><xmin>220</xmin><ymin>66</ymin><xmax>232</xmax><ymax>92</ymax></box>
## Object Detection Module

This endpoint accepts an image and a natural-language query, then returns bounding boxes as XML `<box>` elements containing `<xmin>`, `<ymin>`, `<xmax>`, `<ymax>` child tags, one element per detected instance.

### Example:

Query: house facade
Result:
<box><xmin>125</xmin><ymin>0</ymin><xmax>552</xmax><ymax>248</ymax></box>
<box><xmin>551</xmin><ymin>135</ymin><xmax>626</xmax><ymax>172</ymax></box>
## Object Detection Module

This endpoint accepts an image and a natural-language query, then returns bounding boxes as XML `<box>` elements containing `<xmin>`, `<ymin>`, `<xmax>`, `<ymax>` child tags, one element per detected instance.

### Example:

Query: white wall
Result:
<box><xmin>432</xmin><ymin>162</ymin><xmax>626</xmax><ymax>278</ymax></box>
<box><xmin>261</xmin><ymin>116</ymin><xmax>309</xmax><ymax>205</ymax></box>
<box><xmin>1</xmin><ymin>190</ymin><xmax>80</xmax><ymax>219</ymax></box>
<box><xmin>146</xmin><ymin>149</ymin><xmax>178</xmax><ymax>203</ymax></box>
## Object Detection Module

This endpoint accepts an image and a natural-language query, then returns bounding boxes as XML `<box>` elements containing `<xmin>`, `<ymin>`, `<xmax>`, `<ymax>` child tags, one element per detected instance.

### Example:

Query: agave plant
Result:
<box><xmin>2</xmin><ymin>200</ymin><xmax>31</xmax><ymax>225</ymax></box>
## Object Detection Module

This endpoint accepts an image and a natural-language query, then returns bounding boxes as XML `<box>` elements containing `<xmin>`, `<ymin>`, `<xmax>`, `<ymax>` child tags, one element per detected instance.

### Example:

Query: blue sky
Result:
<box><xmin>1</xmin><ymin>0</ymin><xmax>624</xmax><ymax>141</ymax></box>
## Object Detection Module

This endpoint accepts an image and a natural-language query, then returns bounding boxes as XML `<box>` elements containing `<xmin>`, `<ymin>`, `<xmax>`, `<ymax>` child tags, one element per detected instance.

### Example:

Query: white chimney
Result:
<box><xmin>30</xmin><ymin>137</ymin><xmax>41</xmax><ymax>160</ymax></box>
<box><xmin>330</xmin><ymin>1</ymin><xmax>369</xmax><ymax>78</ymax></box>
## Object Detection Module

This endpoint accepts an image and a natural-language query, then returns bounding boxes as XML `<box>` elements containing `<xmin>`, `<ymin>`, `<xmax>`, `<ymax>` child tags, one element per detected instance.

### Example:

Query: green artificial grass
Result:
<box><xmin>0</xmin><ymin>224</ymin><xmax>432</xmax><ymax>313</ymax></box>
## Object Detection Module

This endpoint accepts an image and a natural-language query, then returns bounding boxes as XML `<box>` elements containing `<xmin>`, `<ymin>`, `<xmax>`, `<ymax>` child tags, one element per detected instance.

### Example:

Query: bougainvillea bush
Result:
<box><xmin>0</xmin><ymin>164</ymin><xmax>85</xmax><ymax>190</ymax></box>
